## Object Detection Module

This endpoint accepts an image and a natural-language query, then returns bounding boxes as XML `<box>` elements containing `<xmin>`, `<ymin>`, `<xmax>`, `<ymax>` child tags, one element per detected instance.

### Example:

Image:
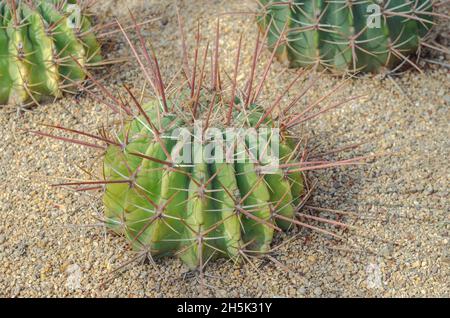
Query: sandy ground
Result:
<box><xmin>0</xmin><ymin>0</ymin><xmax>449</xmax><ymax>297</ymax></box>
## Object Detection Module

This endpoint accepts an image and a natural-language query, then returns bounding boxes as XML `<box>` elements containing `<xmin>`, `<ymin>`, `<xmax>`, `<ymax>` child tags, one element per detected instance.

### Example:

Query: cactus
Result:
<box><xmin>100</xmin><ymin>98</ymin><xmax>308</xmax><ymax>269</ymax></box>
<box><xmin>34</xmin><ymin>18</ymin><xmax>367</xmax><ymax>273</ymax></box>
<box><xmin>0</xmin><ymin>0</ymin><xmax>102</xmax><ymax>107</ymax></box>
<box><xmin>257</xmin><ymin>0</ymin><xmax>442</xmax><ymax>73</ymax></box>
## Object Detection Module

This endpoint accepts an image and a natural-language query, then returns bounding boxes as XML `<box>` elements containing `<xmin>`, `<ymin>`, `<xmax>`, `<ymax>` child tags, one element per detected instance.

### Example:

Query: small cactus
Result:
<box><xmin>101</xmin><ymin>99</ymin><xmax>307</xmax><ymax>269</ymax></box>
<box><xmin>0</xmin><ymin>0</ymin><xmax>102</xmax><ymax>107</ymax></box>
<box><xmin>257</xmin><ymin>0</ymin><xmax>443</xmax><ymax>73</ymax></box>
<box><xmin>35</xmin><ymin>18</ymin><xmax>368</xmax><ymax>273</ymax></box>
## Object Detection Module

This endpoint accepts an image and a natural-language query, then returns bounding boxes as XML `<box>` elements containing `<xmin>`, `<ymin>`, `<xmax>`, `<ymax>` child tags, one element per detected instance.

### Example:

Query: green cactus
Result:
<box><xmin>0</xmin><ymin>0</ymin><xmax>102</xmax><ymax>106</ymax></box>
<box><xmin>35</xmin><ymin>18</ymin><xmax>365</xmax><ymax>273</ymax></box>
<box><xmin>257</xmin><ymin>0</ymin><xmax>436</xmax><ymax>73</ymax></box>
<box><xmin>102</xmin><ymin>100</ymin><xmax>305</xmax><ymax>269</ymax></box>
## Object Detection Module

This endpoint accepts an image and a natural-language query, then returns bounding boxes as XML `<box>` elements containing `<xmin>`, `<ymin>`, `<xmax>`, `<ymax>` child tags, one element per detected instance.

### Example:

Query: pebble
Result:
<box><xmin>313</xmin><ymin>287</ymin><xmax>323</xmax><ymax>296</ymax></box>
<box><xmin>423</xmin><ymin>184</ymin><xmax>435</xmax><ymax>195</ymax></box>
<box><xmin>411</xmin><ymin>261</ymin><xmax>421</xmax><ymax>269</ymax></box>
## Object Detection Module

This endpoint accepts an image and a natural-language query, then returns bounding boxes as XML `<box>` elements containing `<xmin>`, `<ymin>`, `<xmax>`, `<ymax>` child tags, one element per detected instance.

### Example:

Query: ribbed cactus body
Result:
<box><xmin>102</xmin><ymin>102</ymin><xmax>304</xmax><ymax>269</ymax></box>
<box><xmin>258</xmin><ymin>0</ymin><xmax>434</xmax><ymax>73</ymax></box>
<box><xmin>0</xmin><ymin>0</ymin><xmax>101</xmax><ymax>106</ymax></box>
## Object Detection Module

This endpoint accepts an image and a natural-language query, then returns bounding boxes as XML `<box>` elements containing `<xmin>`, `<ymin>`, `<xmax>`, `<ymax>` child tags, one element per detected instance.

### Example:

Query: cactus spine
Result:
<box><xmin>0</xmin><ymin>0</ymin><xmax>101</xmax><ymax>106</ymax></box>
<box><xmin>257</xmin><ymin>0</ymin><xmax>437</xmax><ymax>73</ymax></box>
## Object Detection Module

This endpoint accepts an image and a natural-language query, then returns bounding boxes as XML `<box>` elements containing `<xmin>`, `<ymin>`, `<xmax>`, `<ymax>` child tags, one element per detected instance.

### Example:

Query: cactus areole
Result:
<box><xmin>0</xmin><ymin>0</ymin><xmax>102</xmax><ymax>106</ymax></box>
<box><xmin>257</xmin><ymin>0</ymin><xmax>435</xmax><ymax>73</ymax></box>
<box><xmin>102</xmin><ymin>100</ymin><xmax>306</xmax><ymax>270</ymax></box>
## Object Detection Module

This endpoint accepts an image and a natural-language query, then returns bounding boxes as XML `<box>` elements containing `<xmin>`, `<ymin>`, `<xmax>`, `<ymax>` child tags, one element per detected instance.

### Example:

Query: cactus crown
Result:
<box><xmin>0</xmin><ymin>0</ymin><xmax>102</xmax><ymax>107</ymax></box>
<box><xmin>258</xmin><ymin>0</ymin><xmax>447</xmax><ymax>73</ymax></box>
<box><xmin>34</xmin><ymin>17</ymin><xmax>369</xmax><ymax>276</ymax></box>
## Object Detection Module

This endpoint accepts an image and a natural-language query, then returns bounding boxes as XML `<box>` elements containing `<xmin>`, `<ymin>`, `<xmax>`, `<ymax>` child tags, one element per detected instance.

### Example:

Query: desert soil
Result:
<box><xmin>0</xmin><ymin>0</ymin><xmax>449</xmax><ymax>297</ymax></box>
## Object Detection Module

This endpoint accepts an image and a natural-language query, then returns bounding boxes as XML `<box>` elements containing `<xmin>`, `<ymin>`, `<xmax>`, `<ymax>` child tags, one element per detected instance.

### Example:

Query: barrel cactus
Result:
<box><xmin>35</xmin><ymin>18</ymin><xmax>364</xmax><ymax>272</ymax></box>
<box><xmin>0</xmin><ymin>0</ymin><xmax>102</xmax><ymax>107</ymax></box>
<box><xmin>257</xmin><ymin>0</ymin><xmax>439</xmax><ymax>73</ymax></box>
<box><xmin>101</xmin><ymin>98</ymin><xmax>307</xmax><ymax>269</ymax></box>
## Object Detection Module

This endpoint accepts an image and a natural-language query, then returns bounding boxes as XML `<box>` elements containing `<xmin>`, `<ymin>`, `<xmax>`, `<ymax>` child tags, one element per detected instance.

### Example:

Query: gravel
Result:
<box><xmin>0</xmin><ymin>0</ymin><xmax>448</xmax><ymax>297</ymax></box>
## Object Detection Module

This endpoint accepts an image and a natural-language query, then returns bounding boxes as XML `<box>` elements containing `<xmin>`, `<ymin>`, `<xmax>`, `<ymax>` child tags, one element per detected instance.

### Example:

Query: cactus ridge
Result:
<box><xmin>0</xmin><ymin>0</ymin><xmax>102</xmax><ymax>106</ymax></box>
<box><xmin>257</xmin><ymin>0</ymin><xmax>445</xmax><ymax>73</ymax></box>
<box><xmin>35</xmin><ymin>17</ymin><xmax>369</xmax><ymax>273</ymax></box>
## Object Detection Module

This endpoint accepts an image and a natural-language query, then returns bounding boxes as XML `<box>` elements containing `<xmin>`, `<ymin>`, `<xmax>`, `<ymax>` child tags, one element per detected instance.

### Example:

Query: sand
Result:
<box><xmin>0</xmin><ymin>0</ymin><xmax>449</xmax><ymax>297</ymax></box>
